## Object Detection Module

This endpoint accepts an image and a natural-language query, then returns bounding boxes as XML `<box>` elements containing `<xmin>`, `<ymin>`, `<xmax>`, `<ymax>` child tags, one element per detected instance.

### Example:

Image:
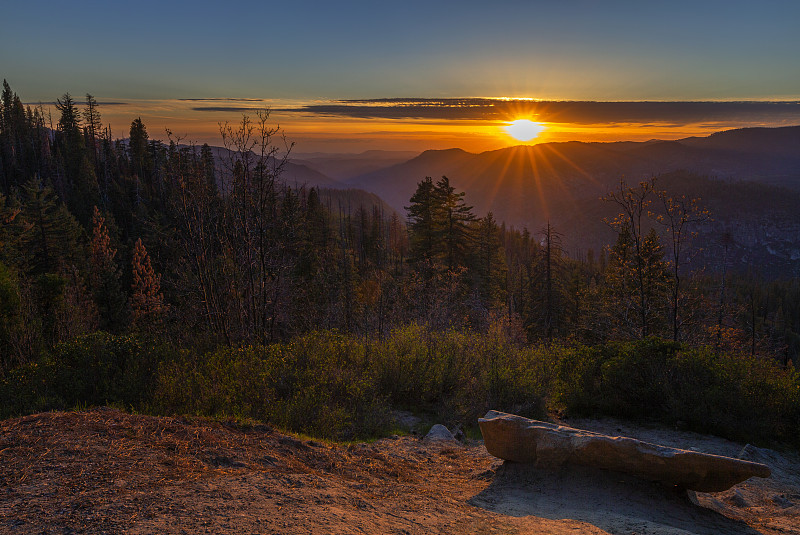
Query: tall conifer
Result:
<box><xmin>90</xmin><ymin>206</ymin><xmax>126</xmax><ymax>331</ymax></box>
<box><xmin>130</xmin><ymin>238</ymin><xmax>165</xmax><ymax>330</ymax></box>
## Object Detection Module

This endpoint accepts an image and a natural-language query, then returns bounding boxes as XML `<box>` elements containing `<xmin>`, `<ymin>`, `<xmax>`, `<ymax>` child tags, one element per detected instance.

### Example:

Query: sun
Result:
<box><xmin>504</xmin><ymin>119</ymin><xmax>545</xmax><ymax>142</ymax></box>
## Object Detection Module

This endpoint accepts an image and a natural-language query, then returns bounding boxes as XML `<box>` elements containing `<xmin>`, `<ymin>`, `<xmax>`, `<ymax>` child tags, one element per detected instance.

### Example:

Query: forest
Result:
<box><xmin>1</xmin><ymin>80</ymin><xmax>799</xmax><ymax>444</ymax></box>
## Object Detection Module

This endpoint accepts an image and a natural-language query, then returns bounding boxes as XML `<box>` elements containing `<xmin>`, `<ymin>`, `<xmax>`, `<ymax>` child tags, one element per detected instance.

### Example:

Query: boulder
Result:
<box><xmin>425</xmin><ymin>424</ymin><xmax>457</xmax><ymax>443</ymax></box>
<box><xmin>478</xmin><ymin>410</ymin><xmax>771</xmax><ymax>492</ymax></box>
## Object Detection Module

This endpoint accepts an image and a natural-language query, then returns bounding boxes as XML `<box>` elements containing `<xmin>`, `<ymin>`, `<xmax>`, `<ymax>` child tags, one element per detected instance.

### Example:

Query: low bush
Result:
<box><xmin>0</xmin><ymin>358</ymin><xmax>61</xmax><ymax>418</ymax></box>
<box><xmin>668</xmin><ymin>347</ymin><xmax>800</xmax><ymax>442</ymax></box>
<box><xmin>371</xmin><ymin>324</ymin><xmax>548</xmax><ymax>423</ymax></box>
<box><xmin>50</xmin><ymin>333</ymin><xmax>169</xmax><ymax>408</ymax></box>
<box><xmin>0</xmin><ymin>332</ymin><xmax>172</xmax><ymax>418</ymax></box>
<box><xmin>151</xmin><ymin>325</ymin><xmax>550</xmax><ymax>438</ymax></box>
<box><xmin>151</xmin><ymin>332</ymin><xmax>391</xmax><ymax>439</ymax></box>
<box><xmin>553</xmin><ymin>337</ymin><xmax>800</xmax><ymax>445</ymax></box>
<box><xmin>2</xmin><ymin>328</ymin><xmax>797</xmax><ymax>445</ymax></box>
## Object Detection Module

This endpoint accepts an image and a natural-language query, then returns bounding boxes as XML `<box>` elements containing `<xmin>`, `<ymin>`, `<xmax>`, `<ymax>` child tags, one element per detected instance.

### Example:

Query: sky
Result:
<box><xmin>2</xmin><ymin>0</ymin><xmax>799</xmax><ymax>153</ymax></box>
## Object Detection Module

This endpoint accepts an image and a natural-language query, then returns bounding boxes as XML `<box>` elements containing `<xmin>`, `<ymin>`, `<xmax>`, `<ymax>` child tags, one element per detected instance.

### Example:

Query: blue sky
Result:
<box><xmin>2</xmin><ymin>1</ymin><xmax>799</xmax><ymax>151</ymax></box>
<box><xmin>4</xmin><ymin>0</ymin><xmax>798</xmax><ymax>101</ymax></box>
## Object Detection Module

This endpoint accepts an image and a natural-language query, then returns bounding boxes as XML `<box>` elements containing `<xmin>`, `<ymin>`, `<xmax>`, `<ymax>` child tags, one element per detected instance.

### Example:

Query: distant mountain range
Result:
<box><xmin>291</xmin><ymin>150</ymin><xmax>420</xmax><ymax>181</ymax></box>
<box><xmin>285</xmin><ymin>125</ymin><xmax>800</xmax><ymax>276</ymax></box>
<box><xmin>210</xmin><ymin>125</ymin><xmax>800</xmax><ymax>276</ymax></box>
<box><xmin>205</xmin><ymin>145</ymin><xmax>341</xmax><ymax>190</ymax></box>
<box><xmin>205</xmin><ymin>146</ymin><xmax>399</xmax><ymax>217</ymax></box>
<box><xmin>342</xmin><ymin>126</ymin><xmax>800</xmax><ymax>223</ymax></box>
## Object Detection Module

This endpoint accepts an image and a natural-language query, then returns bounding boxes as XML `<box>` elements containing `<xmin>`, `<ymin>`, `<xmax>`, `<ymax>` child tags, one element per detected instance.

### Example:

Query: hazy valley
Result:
<box><xmin>287</xmin><ymin>125</ymin><xmax>800</xmax><ymax>277</ymax></box>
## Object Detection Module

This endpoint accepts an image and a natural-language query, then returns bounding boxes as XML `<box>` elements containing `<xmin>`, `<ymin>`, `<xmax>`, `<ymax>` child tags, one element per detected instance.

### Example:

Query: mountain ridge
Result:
<box><xmin>342</xmin><ymin>125</ymin><xmax>800</xmax><ymax>276</ymax></box>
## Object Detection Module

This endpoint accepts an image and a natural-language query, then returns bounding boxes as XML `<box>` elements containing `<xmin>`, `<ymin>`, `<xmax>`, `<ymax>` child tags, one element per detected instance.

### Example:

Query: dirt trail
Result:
<box><xmin>0</xmin><ymin>409</ymin><xmax>798</xmax><ymax>534</ymax></box>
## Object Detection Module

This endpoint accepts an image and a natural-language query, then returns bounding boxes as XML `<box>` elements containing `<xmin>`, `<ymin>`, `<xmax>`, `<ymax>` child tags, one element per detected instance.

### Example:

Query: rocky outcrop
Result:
<box><xmin>478</xmin><ymin>410</ymin><xmax>771</xmax><ymax>492</ymax></box>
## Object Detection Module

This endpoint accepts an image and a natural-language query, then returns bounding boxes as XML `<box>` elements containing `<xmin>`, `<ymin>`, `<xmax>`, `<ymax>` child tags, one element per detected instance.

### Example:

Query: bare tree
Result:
<box><xmin>603</xmin><ymin>178</ymin><xmax>655</xmax><ymax>337</ymax></box>
<box><xmin>218</xmin><ymin>110</ymin><xmax>294</xmax><ymax>343</ymax></box>
<box><xmin>169</xmin><ymin>134</ymin><xmax>230</xmax><ymax>343</ymax></box>
<box><xmin>654</xmin><ymin>190</ymin><xmax>710</xmax><ymax>341</ymax></box>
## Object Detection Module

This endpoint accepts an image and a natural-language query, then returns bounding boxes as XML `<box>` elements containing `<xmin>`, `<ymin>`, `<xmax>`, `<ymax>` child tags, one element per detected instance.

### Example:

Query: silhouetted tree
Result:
<box><xmin>129</xmin><ymin>117</ymin><xmax>150</xmax><ymax>204</ymax></box>
<box><xmin>472</xmin><ymin>212</ymin><xmax>506</xmax><ymax>309</ymax></box>
<box><xmin>604</xmin><ymin>223</ymin><xmax>669</xmax><ymax>339</ymax></box>
<box><xmin>83</xmin><ymin>94</ymin><xmax>102</xmax><ymax>170</ymax></box>
<box><xmin>603</xmin><ymin>178</ymin><xmax>665</xmax><ymax>338</ymax></box>
<box><xmin>435</xmin><ymin>176</ymin><xmax>475</xmax><ymax>271</ymax></box>
<box><xmin>406</xmin><ymin>176</ymin><xmax>439</xmax><ymax>269</ymax></box>
<box><xmin>17</xmin><ymin>180</ymin><xmax>83</xmax><ymax>276</ymax></box>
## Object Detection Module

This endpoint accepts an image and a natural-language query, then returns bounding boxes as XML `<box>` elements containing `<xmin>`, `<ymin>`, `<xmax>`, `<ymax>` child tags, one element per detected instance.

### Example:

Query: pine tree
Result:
<box><xmin>130</xmin><ymin>238</ymin><xmax>165</xmax><ymax>330</ymax></box>
<box><xmin>17</xmin><ymin>180</ymin><xmax>83</xmax><ymax>276</ymax></box>
<box><xmin>199</xmin><ymin>143</ymin><xmax>217</xmax><ymax>195</ymax></box>
<box><xmin>639</xmin><ymin>228</ymin><xmax>670</xmax><ymax>329</ymax></box>
<box><xmin>406</xmin><ymin>175</ymin><xmax>475</xmax><ymax>272</ymax></box>
<box><xmin>56</xmin><ymin>93</ymin><xmax>80</xmax><ymax>135</ymax></box>
<box><xmin>0</xmin><ymin>81</ymin><xmax>37</xmax><ymax>194</ymax></box>
<box><xmin>406</xmin><ymin>176</ymin><xmax>439</xmax><ymax>267</ymax></box>
<box><xmin>0</xmin><ymin>80</ymin><xmax>13</xmax><ymax>194</ymax></box>
<box><xmin>55</xmin><ymin>93</ymin><xmax>97</xmax><ymax>223</ymax></box>
<box><xmin>434</xmin><ymin>176</ymin><xmax>475</xmax><ymax>271</ymax></box>
<box><xmin>603</xmin><ymin>178</ymin><xmax>669</xmax><ymax>338</ymax></box>
<box><xmin>472</xmin><ymin>212</ymin><xmax>507</xmax><ymax>308</ymax></box>
<box><xmin>54</xmin><ymin>92</ymin><xmax>82</xmax><ymax>196</ymax></box>
<box><xmin>129</xmin><ymin>118</ymin><xmax>150</xmax><ymax>203</ymax></box>
<box><xmin>83</xmin><ymin>94</ymin><xmax>102</xmax><ymax>171</ymax></box>
<box><xmin>604</xmin><ymin>223</ymin><xmax>669</xmax><ymax>339</ymax></box>
<box><xmin>89</xmin><ymin>206</ymin><xmax>127</xmax><ymax>331</ymax></box>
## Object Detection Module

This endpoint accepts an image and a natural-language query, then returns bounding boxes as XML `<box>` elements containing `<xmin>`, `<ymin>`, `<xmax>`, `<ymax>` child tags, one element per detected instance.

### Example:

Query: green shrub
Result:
<box><xmin>598</xmin><ymin>338</ymin><xmax>680</xmax><ymax>418</ymax></box>
<box><xmin>552</xmin><ymin>343</ymin><xmax>606</xmax><ymax>414</ymax></box>
<box><xmin>668</xmin><ymin>348</ymin><xmax>800</xmax><ymax>442</ymax></box>
<box><xmin>370</xmin><ymin>324</ymin><xmax>548</xmax><ymax>424</ymax></box>
<box><xmin>0</xmin><ymin>358</ymin><xmax>61</xmax><ymax>418</ymax></box>
<box><xmin>0</xmin><ymin>332</ymin><xmax>172</xmax><ymax>417</ymax></box>
<box><xmin>2</xmin><ymin>326</ymin><xmax>796</xmax><ymax>446</ymax></box>
<box><xmin>150</xmin><ymin>326</ymin><xmax>553</xmax><ymax>439</ymax></box>
<box><xmin>481</xmin><ymin>341</ymin><xmax>551</xmax><ymax>420</ymax></box>
<box><xmin>49</xmin><ymin>332</ymin><xmax>169</xmax><ymax>408</ymax></box>
<box><xmin>152</xmin><ymin>332</ymin><xmax>391</xmax><ymax>440</ymax></box>
<box><xmin>553</xmin><ymin>337</ymin><xmax>800</xmax><ymax>444</ymax></box>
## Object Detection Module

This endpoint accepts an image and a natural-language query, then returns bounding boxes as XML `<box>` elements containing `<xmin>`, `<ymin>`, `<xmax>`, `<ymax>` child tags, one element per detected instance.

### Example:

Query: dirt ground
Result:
<box><xmin>1</xmin><ymin>408</ymin><xmax>798</xmax><ymax>534</ymax></box>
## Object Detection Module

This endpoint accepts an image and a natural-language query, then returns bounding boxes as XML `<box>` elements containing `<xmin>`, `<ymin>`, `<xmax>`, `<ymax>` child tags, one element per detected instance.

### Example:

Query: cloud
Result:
<box><xmin>179</xmin><ymin>98</ymin><xmax>266</xmax><ymax>102</ymax></box>
<box><xmin>191</xmin><ymin>106</ymin><xmax>265</xmax><ymax>112</ymax></box>
<box><xmin>25</xmin><ymin>101</ymin><xmax>130</xmax><ymax>106</ymax></box>
<box><xmin>281</xmin><ymin>98</ymin><xmax>800</xmax><ymax>125</ymax></box>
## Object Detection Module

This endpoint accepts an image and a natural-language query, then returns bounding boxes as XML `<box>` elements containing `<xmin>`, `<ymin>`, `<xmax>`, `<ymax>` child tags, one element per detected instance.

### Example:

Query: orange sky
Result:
<box><xmin>7</xmin><ymin>1</ymin><xmax>799</xmax><ymax>156</ymax></box>
<box><xmin>43</xmin><ymin>97</ymin><xmax>800</xmax><ymax>155</ymax></box>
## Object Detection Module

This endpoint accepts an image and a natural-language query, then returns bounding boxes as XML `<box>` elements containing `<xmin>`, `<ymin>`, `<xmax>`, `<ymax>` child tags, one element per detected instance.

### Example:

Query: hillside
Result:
<box><xmin>343</xmin><ymin>126</ymin><xmax>800</xmax><ymax>276</ymax></box>
<box><xmin>2</xmin><ymin>408</ymin><xmax>798</xmax><ymax>534</ymax></box>
<box><xmin>346</xmin><ymin>126</ymin><xmax>800</xmax><ymax>217</ymax></box>
<box><xmin>317</xmin><ymin>187</ymin><xmax>399</xmax><ymax>218</ymax></box>
<box><xmin>205</xmin><ymin>145</ymin><xmax>344</xmax><ymax>190</ymax></box>
<box><xmin>557</xmin><ymin>171</ymin><xmax>800</xmax><ymax>276</ymax></box>
<box><xmin>204</xmin><ymin>145</ymin><xmax>398</xmax><ymax>216</ymax></box>
<box><xmin>291</xmin><ymin>150</ymin><xmax>420</xmax><ymax>181</ymax></box>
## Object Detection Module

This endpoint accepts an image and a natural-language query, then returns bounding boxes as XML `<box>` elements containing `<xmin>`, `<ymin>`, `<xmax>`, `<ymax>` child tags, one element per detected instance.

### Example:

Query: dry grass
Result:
<box><xmin>5</xmin><ymin>407</ymin><xmax>793</xmax><ymax>534</ymax></box>
<box><xmin>0</xmin><ymin>408</ymin><xmax>498</xmax><ymax>534</ymax></box>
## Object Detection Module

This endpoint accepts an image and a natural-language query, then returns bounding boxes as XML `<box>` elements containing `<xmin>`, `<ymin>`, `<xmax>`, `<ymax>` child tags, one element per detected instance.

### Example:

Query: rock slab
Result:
<box><xmin>478</xmin><ymin>410</ymin><xmax>771</xmax><ymax>492</ymax></box>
